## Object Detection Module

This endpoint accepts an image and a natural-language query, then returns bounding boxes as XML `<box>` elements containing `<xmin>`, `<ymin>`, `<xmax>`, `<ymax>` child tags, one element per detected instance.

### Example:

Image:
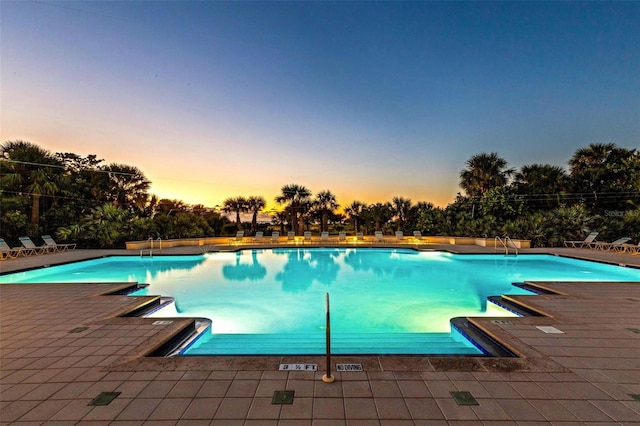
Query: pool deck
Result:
<box><xmin>1</xmin><ymin>244</ymin><xmax>639</xmax><ymax>424</ymax></box>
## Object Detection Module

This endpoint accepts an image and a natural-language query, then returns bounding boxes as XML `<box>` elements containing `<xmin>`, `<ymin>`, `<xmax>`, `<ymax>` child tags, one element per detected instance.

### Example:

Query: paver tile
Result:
<box><xmin>404</xmin><ymin>397</ymin><xmax>445</xmax><ymax>420</ymax></box>
<box><xmin>214</xmin><ymin>397</ymin><xmax>252</xmax><ymax>419</ymax></box>
<box><xmin>374</xmin><ymin>397</ymin><xmax>411</xmax><ymax>420</ymax></box>
<box><xmin>344</xmin><ymin>397</ymin><xmax>378</xmax><ymax>419</ymax></box>
<box><xmin>280</xmin><ymin>396</ymin><xmax>313</xmax><ymax>419</ymax></box>
<box><xmin>247</xmin><ymin>396</ymin><xmax>281</xmax><ymax>419</ymax></box>
<box><xmin>312</xmin><ymin>397</ymin><xmax>345</xmax><ymax>419</ymax></box>
<box><xmin>146</xmin><ymin>397</ymin><xmax>191</xmax><ymax>420</ymax></box>
<box><xmin>182</xmin><ymin>396</ymin><xmax>222</xmax><ymax>420</ymax></box>
<box><xmin>342</xmin><ymin>381</ymin><xmax>373</xmax><ymax>398</ymax></box>
<box><xmin>226</xmin><ymin>380</ymin><xmax>259</xmax><ymax>397</ymax></box>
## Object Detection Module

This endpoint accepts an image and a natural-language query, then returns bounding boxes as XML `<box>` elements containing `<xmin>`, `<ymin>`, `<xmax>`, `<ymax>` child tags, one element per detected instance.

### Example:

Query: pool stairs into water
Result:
<box><xmin>182</xmin><ymin>331</ymin><xmax>483</xmax><ymax>356</ymax></box>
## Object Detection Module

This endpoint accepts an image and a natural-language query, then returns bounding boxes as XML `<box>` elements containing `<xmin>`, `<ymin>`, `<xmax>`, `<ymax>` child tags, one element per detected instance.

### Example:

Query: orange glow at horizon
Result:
<box><xmin>149</xmin><ymin>179</ymin><xmax>455</xmax><ymax>213</ymax></box>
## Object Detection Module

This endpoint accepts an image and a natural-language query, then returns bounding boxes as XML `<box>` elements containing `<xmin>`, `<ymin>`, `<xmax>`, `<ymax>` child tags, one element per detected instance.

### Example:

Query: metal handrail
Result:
<box><xmin>505</xmin><ymin>236</ymin><xmax>518</xmax><ymax>256</ymax></box>
<box><xmin>140</xmin><ymin>237</ymin><xmax>155</xmax><ymax>257</ymax></box>
<box><xmin>495</xmin><ymin>236</ymin><xmax>518</xmax><ymax>256</ymax></box>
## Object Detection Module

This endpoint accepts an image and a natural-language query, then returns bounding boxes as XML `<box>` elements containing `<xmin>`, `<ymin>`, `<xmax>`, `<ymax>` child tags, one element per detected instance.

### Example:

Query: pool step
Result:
<box><xmin>183</xmin><ymin>332</ymin><xmax>481</xmax><ymax>356</ymax></box>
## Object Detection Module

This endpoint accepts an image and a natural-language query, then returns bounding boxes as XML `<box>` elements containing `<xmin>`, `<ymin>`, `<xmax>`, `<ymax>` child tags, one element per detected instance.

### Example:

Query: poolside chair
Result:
<box><xmin>356</xmin><ymin>232</ymin><xmax>364</xmax><ymax>241</ymax></box>
<box><xmin>320</xmin><ymin>231</ymin><xmax>329</xmax><ymax>243</ymax></box>
<box><xmin>271</xmin><ymin>231</ymin><xmax>280</xmax><ymax>243</ymax></box>
<box><xmin>42</xmin><ymin>235</ymin><xmax>76</xmax><ymax>252</ymax></box>
<box><xmin>588</xmin><ymin>237</ymin><xmax>631</xmax><ymax>251</ymax></box>
<box><xmin>304</xmin><ymin>231</ymin><xmax>312</xmax><ymax>243</ymax></box>
<box><xmin>620</xmin><ymin>242</ymin><xmax>640</xmax><ymax>254</ymax></box>
<box><xmin>230</xmin><ymin>231</ymin><xmax>245</xmax><ymax>244</ymax></box>
<box><xmin>338</xmin><ymin>231</ymin><xmax>346</xmax><ymax>242</ymax></box>
<box><xmin>564</xmin><ymin>232</ymin><xmax>599</xmax><ymax>248</ymax></box>
<box><xmin>413</xmin><ymin>231</ymin><xmax>423</xmax><ymax>242</ymax></box>
<box><xmin>253</xmin><ymin>231</ymin><xmax>264</xmax><ymax>243</ymax></box>
<box><xmin>19</xmin><ymin>236</ymin><xmax>54</xmax><ymax>254</ymax></box>
<box><xmin>287</xmin><ymin>231</ymin><xmax>295</xmax><ymax>241</ymax></box>
<box><xmin>395</xmin><ymin>231</ymin><xmax>404</xmax><ymax>242</ymax></box>
<box><xmin>374</xmin><ymin>231</ymin><xmax>384</xmax><ymax>242</ymax></box>
<box><xmin>0</xmin><ymin>238</ymin><xmax>29</xmax><ymax>259</ymax></box>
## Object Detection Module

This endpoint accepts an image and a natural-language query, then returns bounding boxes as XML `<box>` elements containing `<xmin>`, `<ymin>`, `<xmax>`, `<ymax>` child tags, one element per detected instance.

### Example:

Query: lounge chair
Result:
<box><xmin>395</xmin><ymin>231</ymin><xmax>404</xmax><ymax>242</ymax></box>
<box><xmin>338</xmin><ymin>231</ymin><xmax>346</xmax><ymax>242</ymax></box>
<box><xmin>0</xmin><ymin>238</ymin><xmax>30</xmax><ymax>259</ymax></box>
<box><xmin>271</xmin><ymin>231</ymin><xmax>280</xmax><ymax>243</ymax></box>
<box><xmin>413</xmin><ymin>231</ymin><xmax>423</xmax><ymax>242</ymax></box>
<box><xmin>304</xmin><ymin>231</ymin><xmax>312</xmax><ymax>242</ymax></box>
<box><xmin>287</xmin><ymin>231</ymin><xmax>295</xmax><ymax>241</ymax></box>
<box><xmin>19</xmin><ymin>236</ymin><xmax>54</xmax><ymax>254</ymax></box>
<box><xmin>42</xmin><ymin>235</ymin><xmax>76</xmax><ymax>252</ymax></box>
<box><xmin>356</xmin><ymin>232</ymin><xmax>364</xmax><ymax>241</ymax></box>
<box><xmin>374</xmin><ymin>231</ymin><xmax>384</xmax><ymax>242</ymax></box>
<box><xmin>320</xmin><ymin>231</ymin><xmax>329</xmax><ymax>243</ymax></box>
<box><xmin>620</xmin><ymin>242</ymin><xmax>640</xmax><ymax>254</ymax></box>
<box><xmin>253</xmin><ymin>231</ymin><xmax>264</xmax><ymax>242</ymax></box>
<box><xmin>564</xmin><ymin>232</ymin><xmax>599</xmax><ymax>248</ymax></box>
<box><xmin>588</xmin><ymin>237</ymin><xmax>631</xmax><ymax>251</ymax></box>
<box><xmin>230</xmin><ymin>231</ymin><xmax>244</xmax><ymax>244</ymax></box>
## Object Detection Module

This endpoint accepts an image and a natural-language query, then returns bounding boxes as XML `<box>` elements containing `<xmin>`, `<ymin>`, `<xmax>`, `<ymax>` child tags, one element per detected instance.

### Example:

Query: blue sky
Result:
<box><xmin>1</xmin><ymin>1</ymin><xmax>638</xmax><ymax>209</ymax></box>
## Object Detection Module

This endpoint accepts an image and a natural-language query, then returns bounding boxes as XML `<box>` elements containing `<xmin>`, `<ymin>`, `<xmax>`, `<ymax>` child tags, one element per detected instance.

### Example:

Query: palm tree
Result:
<box><xmin>513</xmin><ymin>164</ymin><xmax>569</xmax><ymax>209</ymax></box>
<box><xmin>365</xmin><ymin>202</ymin><xmax>392</xmax><ymax>232</ymax></box>
<box><xmin>275</xmin><ymin>184</ymin><xmax>311</xmax><ymax>235</ymax></box>
<box><xmin>344</xmin><ymin>200</ymin><xmax>365</xmax><ymax>233</ymax></box>
<box><xmin>391</xmin><ymin>196</ymin><xmax>412</xmax><ymax>232</ymax></box>
<box><xmin>100</xmin><ymin>163</ymin><xmax>151</xmax><ymax>213</ymax></box>
<box><xmin>314</xmin><ymin>190</ymin><xmax>339</xmax><ymax>232</ymax></box>
<box><xmin>459</xmin><ymin>153</ymin><xmax>514</xmax><ymax>198</ymax></box>
<box><xmin>568</xmin><ymin>143</ymin><xmax>637</xmax><ymax>208</ymax></box>
<box><xmin>1</xmin><ymin>140</ymin><xmax>62</xmax><ymax>227</ymax></box>
<box><xmin>83</xmin><ymin>203</ymin><xmax>131</xmax><ymax>248</ymax></box>
<box><xmin>246</xmin><ymin>196</ymin><xmax>266</xmax><ymax>235</ymax></box>
<box><xmin>222</xmin><ymin>196</ymin><xmax>248</xmax><ymax>231</ymax></box>
<box><xmin>271</xmin><ymin>211</ymin><xmax>288</xmax><ymax>235</ymax></box>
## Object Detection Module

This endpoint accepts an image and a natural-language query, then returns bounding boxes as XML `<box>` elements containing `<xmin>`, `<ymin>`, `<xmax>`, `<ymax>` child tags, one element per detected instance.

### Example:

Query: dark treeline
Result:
<box><xmin>1</xmin><ymin>140</ymin><xmax>639</xmax><ymax>248</ymax></box>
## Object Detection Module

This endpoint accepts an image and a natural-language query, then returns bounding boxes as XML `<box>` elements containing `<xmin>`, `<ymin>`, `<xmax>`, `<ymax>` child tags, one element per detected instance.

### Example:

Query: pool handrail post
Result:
<box><xmin>322</xmin><ymin>292</ymin><xmax>335</xmax><ymax>383</ymax></box>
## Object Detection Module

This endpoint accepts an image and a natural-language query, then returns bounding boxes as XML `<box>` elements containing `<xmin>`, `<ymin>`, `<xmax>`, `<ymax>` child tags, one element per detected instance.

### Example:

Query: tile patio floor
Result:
<box><xmin>1</xmin><ymin>244</ymin><xmax>639</xmax><ymax>425</ymax></box>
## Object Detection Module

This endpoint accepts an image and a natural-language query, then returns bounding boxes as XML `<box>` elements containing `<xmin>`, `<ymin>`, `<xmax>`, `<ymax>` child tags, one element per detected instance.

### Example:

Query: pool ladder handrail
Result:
<box><xmin>140</xmin><ymin>237</ymin><xmax>161</xmax><ymax>257</ymax></box>
<box><xmin>495</xmin><ymin>235</ymin><xmax>518</xmax><ymax>256</ymax></box>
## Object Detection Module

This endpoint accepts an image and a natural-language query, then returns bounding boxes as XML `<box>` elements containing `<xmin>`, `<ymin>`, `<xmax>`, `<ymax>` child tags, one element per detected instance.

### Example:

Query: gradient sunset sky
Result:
<box><xmin>2</xmin><ymin>1</ymin><xmax>638</xmax><ymax>211</ymax></box>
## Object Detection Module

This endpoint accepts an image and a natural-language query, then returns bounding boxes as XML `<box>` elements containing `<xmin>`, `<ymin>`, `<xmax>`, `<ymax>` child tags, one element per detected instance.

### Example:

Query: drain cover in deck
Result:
<box><xmin>450</xmin><ymin>391</ymin><xmax>479</xmax><ymax>406</ymax></box>
<box><xmin>88</xmin><ymin>392</ymin><xmax>121</xmax><ymax>406</ymax></box>
<box><xmin>272</xmin><ymin>390</ymin><xmax>295</xmax><ymax>405</ymax></box>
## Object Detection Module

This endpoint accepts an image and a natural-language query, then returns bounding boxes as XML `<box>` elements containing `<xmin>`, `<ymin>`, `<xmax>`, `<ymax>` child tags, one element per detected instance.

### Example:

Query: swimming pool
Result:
<box><xmin>2</xmin><ymin>249</ymin><xmax>639</xmax><ymax>355</ymax></box>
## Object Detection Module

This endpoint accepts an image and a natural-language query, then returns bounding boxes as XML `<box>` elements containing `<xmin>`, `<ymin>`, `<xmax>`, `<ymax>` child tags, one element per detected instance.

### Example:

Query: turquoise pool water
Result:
<box><xmin>2</xmin><ymin>249</ymin><xmax>639</xmax><ymax>355</ymax></box>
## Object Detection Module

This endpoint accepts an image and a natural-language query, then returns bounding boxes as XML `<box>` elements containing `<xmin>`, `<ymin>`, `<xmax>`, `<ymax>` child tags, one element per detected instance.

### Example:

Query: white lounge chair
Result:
<box><xmin>413</xmin><ymin>231</ymin><xmax>423</xmax><ymax>242</ymax></box>
<box><xmin>356</xmin><ymin>232</ymin><xmax>364</xmax><ymax>241</ymax></box>
<box><xmin>287</xmin><ymin>231</ymin><xmax>295</xmax><ymax>241</ymax></box>
<box><xmin>395</xmin><ymin>231</ymin><xmax>404</xmax><ymax>242</ymax></box>
<box><xmin>564</xmin><ymin>232</ymin><xmax>599</xmax><ymax>248</ymax></box>
<box><xmin>271</xmin><ymin>231</ymin><xmax>280</xmax><ymax>243</ymax></box>
<box><xmin>320</xmin><ymin>231</ymin><xmax>329</xmax><ymax>243</ymax></box>
<box><xmin>19</xmin><ymin>236</ymin><xmax>54</xmax><ymax>254</ymax></box>
<box><xmin>338</xmin><ymin>231</ymin><xmax>346</xmax><ymax>242</ymax></box>
<box><xmin>589</xmin><ymin>237</ymin><xmax>631</xmax><ymax>251</ymax></box>
<box><xmin>230</xmin><ymin>231</ymin><xmax>245</xmax><ymax>244</ymax></box>
<box><xmin>374</xmin><ymin>231</ymin><xmax>384</xmax><ymax>242</ymax></box>
<box><xmin>620</xmin><ymin>242</ymin><xmax>640</xmax><ymax>254</ymax></box>
<box><xmin>253</xmin><ymin>231</ymin><xmax>264</xmax><ymax>242</ymax></box>
<box><xmin>304</xmin><ymin>231</ymin><xmax>312</xmax><ymax>242</ymax></box>
<box><xmin>0</xmin><ymin>238</ymin><xmax>30</xmax><ymax>259</ymax></box>
<box><xmin>42</xmin><ymin>235</ymin><xmax>76</xmax><ymax>252</ymax></box>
